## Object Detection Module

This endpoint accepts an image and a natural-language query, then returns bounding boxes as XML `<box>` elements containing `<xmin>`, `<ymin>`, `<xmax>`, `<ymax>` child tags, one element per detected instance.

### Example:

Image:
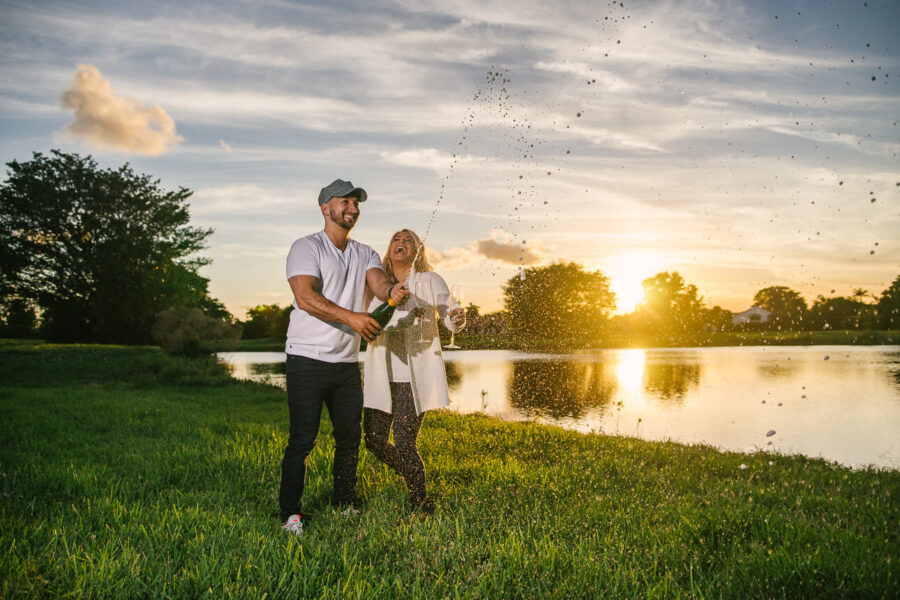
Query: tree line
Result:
<box><xmin>3</xmin><ymin>151</ymin><xmax>897</xmax><ymax>350</ymax></box>
<box><xmin>487</xmin><ymin>266</ymin><xmax>899</xmax><ymax>347</ymax></box>
<box><xmin>237</xmin><ymin>263</ymin><xmax>900</xmax><ymax>346</ymax></box>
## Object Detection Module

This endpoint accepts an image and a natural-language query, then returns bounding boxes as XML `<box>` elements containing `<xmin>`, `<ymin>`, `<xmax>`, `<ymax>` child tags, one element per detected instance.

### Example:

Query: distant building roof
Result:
<box><xmin>732</xmin><ymin>306</ymin><xmax>772</xmax><ymax>325</ymax></box>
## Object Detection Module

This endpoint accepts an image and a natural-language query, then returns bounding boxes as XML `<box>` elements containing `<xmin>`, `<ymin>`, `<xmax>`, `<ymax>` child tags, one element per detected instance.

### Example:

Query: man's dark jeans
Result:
<box><xmin>279</xmin><ymin>354</ymin><xmax>363</xmax><ymax>522</ymax></box>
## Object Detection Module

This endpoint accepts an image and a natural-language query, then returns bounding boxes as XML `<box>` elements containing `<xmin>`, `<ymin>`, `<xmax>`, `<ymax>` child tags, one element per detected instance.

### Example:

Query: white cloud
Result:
<box><xmin>219</xmin><ymin>139</ymin><xmax>233</xmax><ymax>153</ymax></box>
<box><xmin>380</xmin><ymin>148</ymin><xmax>475</xmax><ymax>173</ymax></box>
<box><xmin>190</xmin><ymin>183</ymin><xmax>297</xmax><ymax>217</ymax></box>
<box><xmin>429</xmin><ymin>229</ymin><xmax>547</xmax><ymax>270</ymax></box>
<box><xmin>425</xmin><ymin>245</ymin><xmax>474</xmax><ymax>270</ymax></box>
<box><xmin>57</xmin><ymin>64</ymin><xmax>183</xmax><ymax>155</ymax></box>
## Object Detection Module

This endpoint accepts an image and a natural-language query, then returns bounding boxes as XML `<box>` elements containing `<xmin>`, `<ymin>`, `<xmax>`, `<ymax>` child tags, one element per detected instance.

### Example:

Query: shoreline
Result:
<box><xmin>228</xmin><ymin>329</ymin><xmax>900</xmax><ymax>353</ymax></box>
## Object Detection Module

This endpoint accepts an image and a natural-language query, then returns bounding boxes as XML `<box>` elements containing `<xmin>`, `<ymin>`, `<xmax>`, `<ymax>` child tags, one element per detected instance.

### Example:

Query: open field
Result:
<box><xmin>1</xmin><ymin>342</ymin><xmax>898</xmax><ymax>598</ymax></box>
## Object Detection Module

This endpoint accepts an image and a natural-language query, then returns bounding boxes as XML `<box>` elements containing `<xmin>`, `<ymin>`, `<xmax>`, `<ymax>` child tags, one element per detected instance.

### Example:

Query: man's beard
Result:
<box><xmin>328</xmin><ymin>206</ymin><xmax>356</xmax><ymax>230</ymax></box>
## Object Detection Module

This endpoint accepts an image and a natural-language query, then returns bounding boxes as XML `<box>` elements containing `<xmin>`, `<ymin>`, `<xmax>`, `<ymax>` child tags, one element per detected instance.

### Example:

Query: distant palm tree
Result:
<box><xmin>852</xmin><ymin>288</ymin><xmax>871</xmax><ymax>304</ymax></box>
<box><xmin>850</xmin><ymin>288</ymin><xmax>877</xmax><ymax>330</ymax></box>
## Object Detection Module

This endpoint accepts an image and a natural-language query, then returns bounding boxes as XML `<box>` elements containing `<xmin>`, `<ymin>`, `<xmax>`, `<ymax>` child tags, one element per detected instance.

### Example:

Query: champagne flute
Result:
<box><xmin>412</xmin><ymin>278</ymin><xmax>434</xmax><ymax>343</ymax></box>
<box><xmin>444</xmin><ymin>284</ymin><xmax>465</xmax><ymax>349</ymax></box>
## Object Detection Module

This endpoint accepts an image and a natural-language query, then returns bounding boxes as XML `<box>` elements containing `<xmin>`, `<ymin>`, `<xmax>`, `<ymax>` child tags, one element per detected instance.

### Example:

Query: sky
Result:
<box><xmin>1</xmin><ymin>0</ymin><xmax>898</xmax><ymax>316</ymax></box>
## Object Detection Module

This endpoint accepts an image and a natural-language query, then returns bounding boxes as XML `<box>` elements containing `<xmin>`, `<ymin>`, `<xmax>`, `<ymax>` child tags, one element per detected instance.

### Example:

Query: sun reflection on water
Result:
<box><xmin>614</xmin><ymin>349</ymin><xmax>646</xmax><ymax>398</ymax></box>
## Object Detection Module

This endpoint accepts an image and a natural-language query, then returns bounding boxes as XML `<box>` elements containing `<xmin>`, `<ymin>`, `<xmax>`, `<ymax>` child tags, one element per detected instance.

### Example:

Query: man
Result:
<box><xmin>279</xmin><ymin>178</ymin><xmax>408</xmax><ymax>536</ymax></box>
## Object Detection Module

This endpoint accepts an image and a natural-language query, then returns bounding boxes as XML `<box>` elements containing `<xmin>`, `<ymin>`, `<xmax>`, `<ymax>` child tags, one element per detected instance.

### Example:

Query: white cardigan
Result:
<box><xmin>363</xmin><ymin>271</ymin><xmax>458</xmax><ymax>415</ymax></box>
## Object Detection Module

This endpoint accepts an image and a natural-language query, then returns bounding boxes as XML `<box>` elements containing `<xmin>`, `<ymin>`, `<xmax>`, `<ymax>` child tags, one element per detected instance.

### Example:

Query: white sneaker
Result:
<box><xmin>281</xmin><ymin>514</ymin><xmax>304</xmax><ymax>536</ymax></box>
<box><xmin>340</xmin><ymin>506</ymin><xmax>360</xmax><ymax>517</ymax></box>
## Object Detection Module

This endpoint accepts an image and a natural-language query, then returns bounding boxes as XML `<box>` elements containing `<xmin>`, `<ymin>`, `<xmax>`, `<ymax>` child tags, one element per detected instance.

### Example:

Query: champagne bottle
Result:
<box><xmin>359</xmin><ymin>297</ymin><xmax>398</xmax><ymax>351</ymax></box>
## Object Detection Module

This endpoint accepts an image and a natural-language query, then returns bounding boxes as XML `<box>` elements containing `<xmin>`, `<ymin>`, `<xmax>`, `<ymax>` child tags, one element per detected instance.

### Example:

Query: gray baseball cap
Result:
<box><xmin>318</xmin><ymin>179</ymin><xmax>367</xmax><ymax>205</ymax></box>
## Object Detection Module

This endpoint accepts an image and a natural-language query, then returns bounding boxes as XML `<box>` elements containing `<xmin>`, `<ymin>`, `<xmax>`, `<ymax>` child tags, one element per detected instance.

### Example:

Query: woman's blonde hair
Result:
<box><xmin>383</xmin><ymin>229</ymin><xmax>432</xmax><ymax>283</ymax></box>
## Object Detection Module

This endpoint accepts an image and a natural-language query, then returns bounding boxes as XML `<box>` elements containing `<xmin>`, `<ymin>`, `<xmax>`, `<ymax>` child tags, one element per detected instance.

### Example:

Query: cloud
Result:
<box><xmin>426</xmin><ymin>245</ymin><xmax>474</xmax><ymax>270</ymax></box>
<box><xmin>476</xmin><ymin>236</ymin><xmax>545</xmax><ymax>264</ymax></box>
<box><xmin>58</xmin><ymin>64</ymin><xmax>182</xmax><ymax>155</ymax></box>
<box><xmin>428</xmin><ymin>229</ymin><xmax>547</xmax><ymax>270</ymax></box>
<box><xmin>380</xmin><ymin>148</ymin><xmax>474</xmax><ymax>173</ymax></box>
<box><xmin>219</xmin><ymin>139</ymin><xmax>233</xmax><ymax>153</ymax></box>
<box><xmin>190</xmin><ymin>183</ymin><xmax>296</xmax><ymax>217</ymax></box>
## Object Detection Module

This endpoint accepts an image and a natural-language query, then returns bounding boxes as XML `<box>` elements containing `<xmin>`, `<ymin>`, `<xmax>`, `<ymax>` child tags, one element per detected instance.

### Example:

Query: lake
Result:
<box><xmin>217</xmin><ymin>346</ymin><xmax>900</xmax><ymax>470</ymax></box>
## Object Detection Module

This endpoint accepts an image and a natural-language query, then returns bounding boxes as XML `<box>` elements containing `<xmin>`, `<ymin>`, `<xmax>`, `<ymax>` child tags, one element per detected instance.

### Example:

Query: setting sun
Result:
<box><xmin>604</xmin><ymin>252</ymin><xmax>665</xmax><ymax>314</ymax></box>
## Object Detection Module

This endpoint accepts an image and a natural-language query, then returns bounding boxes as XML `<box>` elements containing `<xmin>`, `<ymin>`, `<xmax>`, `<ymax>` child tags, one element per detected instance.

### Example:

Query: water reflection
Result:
<box><xmin>444</xmin><ymin>361</ymin><xmax>462</xmax><ymax>388</ymax></box>
<box><xmin>886</xmin><ymin>352</ymin><xmax>900</xmax><ymax>391</ymax></box>
<box><xmin>508</xmin><ymin>360</ymin><xmax>616</xmax><ymax>419</ymax></box>
<box><xmin>643</xmin><ymin>362</ymin><xmax>701</xmax><ymax>402</ymax></box>
<box><xmin>251</xmin><ymin>362</ymin><xmax>284</xmax><ymax>375</ymax></box>
<box><xmin>217</xmin><ymin>346</ymin><xmax>900</xmax><ymax>469</ymax></box>
<box><xmin>756</xmin><ymin>361</ymin><xmax>800</xmax><ymax>379</ymax></box>
<box><xmin>614</xmin><ymin>349</ymin><xmax>645</xmax><ymax>389</ymax></box>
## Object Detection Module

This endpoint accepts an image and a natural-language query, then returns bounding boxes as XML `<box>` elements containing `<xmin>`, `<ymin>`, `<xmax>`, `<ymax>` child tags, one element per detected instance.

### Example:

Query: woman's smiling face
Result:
<box><xmin>389</xmin><ymin>231</ymin><xmax>417</xmax><ymax>265</ymax></box>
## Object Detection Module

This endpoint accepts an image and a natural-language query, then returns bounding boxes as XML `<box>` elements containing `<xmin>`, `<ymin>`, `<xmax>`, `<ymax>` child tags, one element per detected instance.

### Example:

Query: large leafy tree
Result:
<box><xmin>0</xmin><ymin>150</ymin><xmax>225</xmax><ymax>343</ymax></box>
<box><xmin>633</xmin><ymin>271</ymin><xmax>706</xmax><ymax>334</ymax></box>
<box><xmin>753</xmin><ymin>286</ymin><xmax>808</xmax><ymax>330</ymax></box>
<box><xmin>503</xmin><ymin>262</ymin><xmax>615</xmax><ymax>343</ymax></box>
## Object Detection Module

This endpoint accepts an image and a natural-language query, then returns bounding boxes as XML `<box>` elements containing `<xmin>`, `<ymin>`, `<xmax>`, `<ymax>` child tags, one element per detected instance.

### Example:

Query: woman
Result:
<box><xmin>363</xmin><ymin>229</ymin><xmax>465</xmax><ymax>513</ymax></box>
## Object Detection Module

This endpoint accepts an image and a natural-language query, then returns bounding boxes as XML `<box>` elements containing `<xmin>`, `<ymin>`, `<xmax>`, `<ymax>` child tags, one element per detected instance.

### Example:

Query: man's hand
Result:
<box><xmin>348</xmin><ymin>312</ymin><xmax>383</xmax><ymax>342</ymax></box>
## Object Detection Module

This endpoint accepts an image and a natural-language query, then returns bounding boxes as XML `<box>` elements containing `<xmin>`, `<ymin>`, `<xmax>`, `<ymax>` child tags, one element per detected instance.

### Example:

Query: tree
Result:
<box><xmin>852</xmin><ymin>288</ymin><xmax>872</xmax><ymax>303</ymax></box>
<box><xmin>753</xmin><ymin>286</ymin><xmax>808</xmax><ymax>330</ymax></box>
<box><xmin>503</xmin><ymin>262</ymin><xmax>615</xmax><ymax>344</ymax></box>
<box><xmin>241</xmin><ymin>304</ymin><xmax>291</xmax><ymax>339</ymax></box>
<box><xmin>0</xmin><ymin>150</ymin><xmax>225</xmax><ymax>344</ymax></box>
<box><xmin>463</xmin><ymin>303</ymin><xmax>481</xmax><ymax>327</ymax></box>
<box><xmin>0</xmin><ymin>298</ymin><xmax>38</xmax><ymax>338</ymax></box>
<box><xmin>633</xmin><ymin>271</ymin><xmax>706</xmax><ymax>335</ymax></box>
<box><xmin>808</xmin><ymin>296</ymin><xmax>866</xmax><ymax>330</ymax></box>
<box><xmin>468</xmin><ymin>310</ymin><xmax>507</xmax><ymax>336</ymax></box>
<box><xmin>703</xmin><ymin>305</ymin><xmax>734</xmax><ymax>332</ymax></box>
<box><xmin>876</xmin><ymin>275</ymin><xmax>900</xmax><ymax>329</ymax></box>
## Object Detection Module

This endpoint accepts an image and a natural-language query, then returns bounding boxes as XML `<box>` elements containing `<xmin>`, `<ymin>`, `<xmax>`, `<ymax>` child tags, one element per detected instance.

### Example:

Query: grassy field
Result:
<box><xmin>234</xmin><ymin>329</ymin><xmax>900</xmax><ymax>353</ymax></box>
<box><xmin>1</xmin><ymin>342</ymin><xmax>898</xmax><ymax>598</ymax></box>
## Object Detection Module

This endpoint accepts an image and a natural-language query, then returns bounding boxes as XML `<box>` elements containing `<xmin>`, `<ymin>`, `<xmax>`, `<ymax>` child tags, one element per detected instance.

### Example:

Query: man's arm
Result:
<box><xmin>288</xmin><ymin>275</ymin><xmax>383</xmax><ymax>341</ymax></box>
<box><xmin>366</xmin><ymin>268</ymin><xmax>410</xmax><ymax>305</ymax></box>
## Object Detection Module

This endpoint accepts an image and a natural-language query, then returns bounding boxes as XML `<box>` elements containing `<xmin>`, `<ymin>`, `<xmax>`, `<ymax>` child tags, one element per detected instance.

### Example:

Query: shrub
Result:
<box><xmin>151</xmin><ymin>307</ymin><xmax>241</xmax><ymax>356</ymax></box>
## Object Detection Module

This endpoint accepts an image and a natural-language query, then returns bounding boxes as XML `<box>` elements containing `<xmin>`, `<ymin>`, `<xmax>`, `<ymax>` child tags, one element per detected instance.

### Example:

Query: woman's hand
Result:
<box><xmin>391</xmin><ymin>284</ymin><xmax>410</xmax><ymax>306</ymax></box>
<box><xmin>449</xmin><ymin>307</ymin><xmax>466</xmax><ymax>328</ymax></box>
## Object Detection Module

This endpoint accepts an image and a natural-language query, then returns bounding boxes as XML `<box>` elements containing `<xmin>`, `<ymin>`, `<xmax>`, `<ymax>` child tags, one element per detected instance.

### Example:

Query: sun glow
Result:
<box><xmin>604</xmin><ymin>252</ymin><xmax>664</xmax><ymax>314</ymax></box>
<box><xmin>614</xmin><ymin>349</ymin><xmax>646</xmax><ymax>392</ymax></box>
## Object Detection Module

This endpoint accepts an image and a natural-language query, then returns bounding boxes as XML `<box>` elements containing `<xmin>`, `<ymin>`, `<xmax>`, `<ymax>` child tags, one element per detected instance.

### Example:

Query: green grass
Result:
<box><xmin>1</xmin><ymin>342</ymin><xmax>898</xmax><ymax>598</ymax></box>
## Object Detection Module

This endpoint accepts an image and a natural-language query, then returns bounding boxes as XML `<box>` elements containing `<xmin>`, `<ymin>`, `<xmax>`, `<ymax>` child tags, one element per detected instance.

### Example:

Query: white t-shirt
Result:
<box><xmin>285</xmin><ymin>230</ymin><xmax>383</xmax><ymax>363</ymax></box>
